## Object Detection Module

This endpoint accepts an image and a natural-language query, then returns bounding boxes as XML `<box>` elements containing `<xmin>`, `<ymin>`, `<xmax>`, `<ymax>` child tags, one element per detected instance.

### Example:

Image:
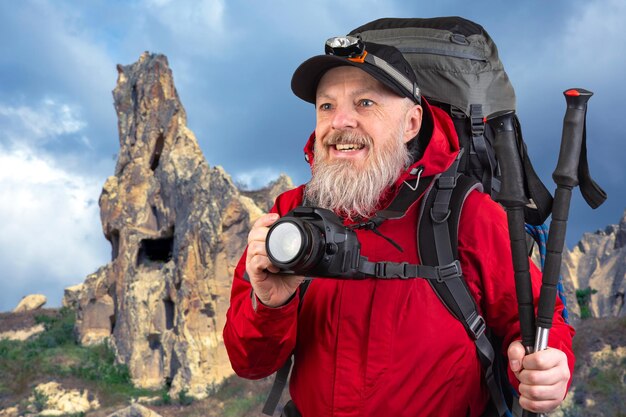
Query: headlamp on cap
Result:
<box><xmin>323</xmin><ymin>36</ymin><xmax>420</xmax><ymax>104</ymax></box>
<box><xmin>325</xmin><ymin>36</ymin><xmax>366</xmax><ymax>59</ymax></box>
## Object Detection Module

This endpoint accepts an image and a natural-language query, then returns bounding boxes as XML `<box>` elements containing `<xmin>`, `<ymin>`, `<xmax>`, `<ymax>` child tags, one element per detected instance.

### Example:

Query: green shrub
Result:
<box><xmin>575</xmin><ymin>287</ymin><xmax>597</xmax><ymax>319</ymax></box>
<box><xmin>32</xmin><ymin>388</ymin><xmax>49</xmax><ymax>411</ymax></box>
<box><xmin>33</xmin><ymin>307</ymin><xmax>76</xmax><ymax>348</ymax></box>
<box><xmin>70</xmin><ymin>342</ymin><xmax>131</xmax><ymax>385</ymax></box>
<box><xmin>178</xmin><ymin>388</ymin><xmax>194</xmax><ymax>406</ymax></box>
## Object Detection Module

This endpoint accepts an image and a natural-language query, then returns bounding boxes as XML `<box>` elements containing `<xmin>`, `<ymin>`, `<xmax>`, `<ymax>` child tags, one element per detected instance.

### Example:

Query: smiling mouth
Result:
<box><xmin>334</xmin><ymin>143</ymin><xmax>366</xmax><ymax>151</ymax></box>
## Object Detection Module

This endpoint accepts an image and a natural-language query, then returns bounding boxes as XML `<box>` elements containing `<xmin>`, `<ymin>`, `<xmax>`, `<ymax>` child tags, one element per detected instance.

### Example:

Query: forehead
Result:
<box><xmin>316</xmin><ymin>66</ymin><xmax>394</xmax><ymax>99</ymax></box>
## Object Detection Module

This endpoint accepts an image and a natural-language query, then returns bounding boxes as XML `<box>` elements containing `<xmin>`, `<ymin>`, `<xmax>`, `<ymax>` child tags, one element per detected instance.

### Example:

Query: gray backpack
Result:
<box><xmin>350</xmin><ymin>16</ymin><xmax>553</xmax><ymax>226</ymax></box>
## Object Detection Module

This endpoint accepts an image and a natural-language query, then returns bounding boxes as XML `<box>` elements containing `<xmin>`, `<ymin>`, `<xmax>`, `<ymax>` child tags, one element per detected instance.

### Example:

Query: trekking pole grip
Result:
<box><xmin>487</xmin><ymin>110</ymin><xmax>536</xmax><ymax>353</ymax></box>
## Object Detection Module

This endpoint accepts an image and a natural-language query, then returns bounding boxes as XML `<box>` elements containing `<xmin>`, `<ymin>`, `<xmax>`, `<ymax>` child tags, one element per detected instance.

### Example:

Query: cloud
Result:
<box><xmin>0</xmin><ymin>98</ymin><xmax>86</xmax><ymax>144</ymax></box>
<box><xmin>0</xmin><ymin>145</ymin><xmax>109</xmax><ymax>311</ymax></box>
<box><xmin>0</xmin><ymin>96</ymin><xmax>108</xmax><ymax>311</ymax></box>
<box><xmin>233</xmin><ymin>167</ymin><xmax>284</xmax><ymax>190</ymax></box>
<box><xmin>139</xmin><ymin>0</ymin><xmax>228</xmax><ymax>53</ymax></box>
<box><xmin>557</xmin><ymin>0</ymin><xmax>626</xmax><ymax>78</ymax></box>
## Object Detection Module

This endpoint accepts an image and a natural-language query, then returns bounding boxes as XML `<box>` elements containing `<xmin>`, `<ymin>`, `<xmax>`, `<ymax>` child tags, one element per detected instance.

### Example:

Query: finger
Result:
<box><xmin>517</xmin><ymin>363</ymin><xmax>570</xmax><ymax>387</ymax></box>
<box><xmin>518</xmin><ymin>378</ymin><xmax>566</xmax><ymax>401</ymax></box>
<box><xmin>251</xmin><ymin>212</ymin><xmax>280</xmax><ymax>229</ymax></box>
<box><xmin>246</xmin><ymin>241</ymin><xmax>268</xmax><ymax>260</ymax></box>
<box><xmin>247</xmin><ymin>253</ymin><xmax>273</xmax><ymax>277</ymax></box>
<box><xmin>518</xmin><ymin>395</ymin><xmax>562</xmax><ymax>414</ymax></box>
<box><xmin>522</xmin><ymin>347</ymin><xmax>568</xmax><ymax>371</ymax></box>
<box><xmin>248</xmin><ymin>225</ymin><xmax>271</xmax><ymax>245</ymax></box>
<box><xmin>507</xmin><ymin>340</ymin><xmax>526</xmax><ymax>373</ymax></box>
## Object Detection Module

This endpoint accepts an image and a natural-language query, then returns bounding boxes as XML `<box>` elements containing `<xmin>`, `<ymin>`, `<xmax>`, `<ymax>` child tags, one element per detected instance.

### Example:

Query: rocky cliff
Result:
<box><xmin>561</xmin><ymin>210</ymin><xmax>626</xmax><ymax>320</ymax></box>
<box><xmin>72</xmin><ymin>52</ymin><xmax>292</xmax><ymax>398</ymax></box>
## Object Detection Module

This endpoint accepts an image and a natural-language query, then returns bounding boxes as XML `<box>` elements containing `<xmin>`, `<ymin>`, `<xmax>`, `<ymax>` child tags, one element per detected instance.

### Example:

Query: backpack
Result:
<box><xmin>263</xmin><ymin>16</ymin><xmax>561</xmax><ymax>417</ymax></box>
<box><xmin>350</xmin><ymin>16</ymin><xmax>554</xmax><ymax>227</ymax></box>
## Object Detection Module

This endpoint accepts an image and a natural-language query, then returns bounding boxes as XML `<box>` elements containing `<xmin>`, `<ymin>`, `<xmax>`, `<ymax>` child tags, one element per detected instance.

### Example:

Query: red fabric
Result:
<box><xmin>223</xmin><ymin>102</ymin><xmax>575</xmax><ymax>417</ymax></box>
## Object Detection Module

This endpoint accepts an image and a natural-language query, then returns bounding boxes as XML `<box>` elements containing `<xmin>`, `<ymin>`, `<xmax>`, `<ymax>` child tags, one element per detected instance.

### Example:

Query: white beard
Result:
<box><xmin>304</xmin><ymin>127</ymin><xmax>411</xmax><ymax>220</ymax></box>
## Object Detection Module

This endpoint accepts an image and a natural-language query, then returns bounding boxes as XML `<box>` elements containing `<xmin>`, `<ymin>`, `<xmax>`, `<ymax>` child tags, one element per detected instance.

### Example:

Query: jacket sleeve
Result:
<box><xmin>222</xmin><ymin>187</ymin><xmax>305</xmax><ymax>379</ymax></box>
<box><xmin>457</xmin><ymin>191</ymin><xmax>576</xmax><ymax>393</ymax></box>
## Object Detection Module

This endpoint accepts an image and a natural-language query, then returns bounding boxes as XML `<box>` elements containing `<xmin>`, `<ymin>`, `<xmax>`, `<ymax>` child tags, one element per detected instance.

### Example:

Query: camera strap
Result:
<box><xmin>358</xmin><ymin>258</ymin><xmax>463</xmax><ymax>281</ymax></box>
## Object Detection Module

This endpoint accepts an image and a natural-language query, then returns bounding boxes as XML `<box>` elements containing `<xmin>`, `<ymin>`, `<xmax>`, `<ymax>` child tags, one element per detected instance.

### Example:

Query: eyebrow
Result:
<box><xmin>316</xmin><ymin>86</ymin><xmax>381</xmax><ymax>102</ymax></box>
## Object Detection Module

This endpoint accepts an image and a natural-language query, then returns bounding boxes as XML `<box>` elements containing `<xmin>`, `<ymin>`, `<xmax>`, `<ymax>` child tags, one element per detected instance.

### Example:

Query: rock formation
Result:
<box><xmin>27</xmin><ymin>381</ymin><xmax>100</xmax><ymax>415</ymax></box>
<box><xmin>73</xmin><ymin>52</ymin><xmax>292</xmax><ymax>398</ymax></box>
<box><xmin>13</xmin><ymin>294</ymin><xmax>47</xmax><ymax>313</ymax></box>
<box><xmin>561</xmin><ymin>209</ymin><xmax>626</xmax><ymax>320</ymax></box>
<box><xmin>241</xmin><ymin>173</ymin><xmax>294</xmax><ymax>213</ymax></box>
<box><xmin>107</xmin><ymin>404</ymin><xmax>164</xmax><ymax>417</ymax></box>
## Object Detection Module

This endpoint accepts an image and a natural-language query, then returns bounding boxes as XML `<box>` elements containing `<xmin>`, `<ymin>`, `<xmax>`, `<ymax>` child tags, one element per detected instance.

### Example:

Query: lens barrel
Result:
<box><xmin>266</xmin><ymin>216</ymin><xmax>325</xmax><ymax>272</ymax></box>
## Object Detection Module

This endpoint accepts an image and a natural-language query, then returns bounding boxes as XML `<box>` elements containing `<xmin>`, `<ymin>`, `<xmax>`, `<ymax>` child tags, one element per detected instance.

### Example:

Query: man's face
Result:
<box><xmin>305</xmin><ymin>66</ymin><xmax>422</xmax><ymax>219</ymax></box>
<box><xmin>314</xmin><ymin>66</ymin><xmax>421</xmax><ymax>168</ymax></box>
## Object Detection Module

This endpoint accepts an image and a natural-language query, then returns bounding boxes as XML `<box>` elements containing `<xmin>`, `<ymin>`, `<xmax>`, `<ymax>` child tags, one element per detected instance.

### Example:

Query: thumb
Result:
<box><xmin>507</xmin><ymin>340</ymin><xmax>526</xmax><ymax>374</ymax></box>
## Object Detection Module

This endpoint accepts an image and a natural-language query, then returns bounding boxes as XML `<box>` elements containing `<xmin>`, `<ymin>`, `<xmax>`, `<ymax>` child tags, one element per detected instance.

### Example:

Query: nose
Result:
<box><xmin>331</xmin><ymin>102</ymin><xmax>357</xmax><ymax>131</ymax></box>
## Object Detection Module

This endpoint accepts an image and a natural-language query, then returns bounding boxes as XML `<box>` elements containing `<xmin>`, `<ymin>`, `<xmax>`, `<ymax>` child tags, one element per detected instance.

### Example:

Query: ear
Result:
<box><xmin>403</xmin><ymin>104</ymin><xmax>423</xmax><ymax>143</ymax></box>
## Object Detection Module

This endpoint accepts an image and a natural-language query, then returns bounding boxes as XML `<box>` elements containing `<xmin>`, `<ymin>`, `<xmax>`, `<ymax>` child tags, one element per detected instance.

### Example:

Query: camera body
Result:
<box><xmin>265</xmin><ymin>206</ymin><xmax>362</xmax><ymax>278</ymax></box>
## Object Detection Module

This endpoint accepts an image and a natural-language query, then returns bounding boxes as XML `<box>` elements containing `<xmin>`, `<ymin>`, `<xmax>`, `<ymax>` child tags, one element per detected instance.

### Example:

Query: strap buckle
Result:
<box><xmin>437</xmin><ymin>175</ymin><xmax>457</xmax><ymax>190</ymax></box>
<box><xmin>435</xmin><ymin>261</ymin><xmax>462</xmax><ymax>282</ymax></box>
<box><xmin>470</xmin><ymin>103</ymin><xmax>485</xmax><ymax>138</ymax></box>
<box><xmin>375</xmin><ymin>262</ymin><xmax>410</xmax><ymax>279</ymax></box>
<box><xmin>468</xmin><ymin>313</ymin><xmax>487</xmax><ymax>340</ymax></box>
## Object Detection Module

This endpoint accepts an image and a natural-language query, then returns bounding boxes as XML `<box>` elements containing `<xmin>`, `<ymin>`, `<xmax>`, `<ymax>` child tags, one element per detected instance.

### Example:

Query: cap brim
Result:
<box><xmin>291</xmin><ymin>55</ymin><xmax>408</xmax><ymax>104</ymax></box>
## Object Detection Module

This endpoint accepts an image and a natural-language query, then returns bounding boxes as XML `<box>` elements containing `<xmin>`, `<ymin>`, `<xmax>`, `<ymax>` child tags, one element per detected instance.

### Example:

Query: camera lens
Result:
<box><xmin>267</xmin><ymin>222</ymin><xmax>304</xmax><ymax>264</ymax></box>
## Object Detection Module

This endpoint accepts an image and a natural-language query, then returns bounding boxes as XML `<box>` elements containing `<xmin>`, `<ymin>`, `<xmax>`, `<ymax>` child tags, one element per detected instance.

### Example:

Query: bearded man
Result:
<box><xmin>223</xmin><ymin>39</ymin><xmax>575</xmax><ymax>417</ymax></box>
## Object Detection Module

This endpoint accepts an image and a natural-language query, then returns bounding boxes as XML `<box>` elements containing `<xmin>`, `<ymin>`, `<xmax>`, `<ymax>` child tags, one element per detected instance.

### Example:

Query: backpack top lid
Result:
<box><xmin>349</xmin><ymin>16</ymin><xmax>516</xmax><ymax>118</ymax></box>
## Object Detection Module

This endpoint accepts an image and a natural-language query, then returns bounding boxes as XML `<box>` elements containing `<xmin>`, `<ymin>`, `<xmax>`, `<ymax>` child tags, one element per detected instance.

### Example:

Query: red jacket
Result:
<box><xmin>223</xmin><ymin>103</ymin><xmax>575</xmax><ymax>417</ymax></box>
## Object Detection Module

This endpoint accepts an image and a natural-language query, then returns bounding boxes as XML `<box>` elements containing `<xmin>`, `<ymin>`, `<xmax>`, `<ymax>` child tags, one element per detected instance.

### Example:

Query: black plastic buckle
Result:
<box><xmin>470</xmin><ymin>104</ymin><xmax>485</xmax><ymax>137</ymax></box>
<box><xmin>375</xmin><ymin>262</ymin><xmax>409</xmax><ymax>279</ymax></box>
<box><xmin>437</xmin><ymin>175</ymin><xmax>457</xmax><ymax>190</ymax></box>
<box><xmin>468</xmin><ymin>313</ymin><xmax>487</xmax><ymax>340</ymax></box>
<box><xmin>435</xmin><ymin>261</ymin><xmax>462</xmax><ymax>282</ymax></box>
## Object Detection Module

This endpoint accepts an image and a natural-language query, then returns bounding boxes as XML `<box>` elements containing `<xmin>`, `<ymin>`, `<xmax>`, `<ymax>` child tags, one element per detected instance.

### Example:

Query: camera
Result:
<box><xmin>265</xmin><ymin>206</ymin><xmax>362</xmax><ymax>278</ymax></box>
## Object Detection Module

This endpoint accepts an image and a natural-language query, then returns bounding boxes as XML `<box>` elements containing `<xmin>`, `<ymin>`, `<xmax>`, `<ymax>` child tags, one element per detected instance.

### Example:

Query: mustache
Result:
<box><xmin>322</xmin><ymin>130</ymin><xmax>373</xmax><ymax>147</ymax></box>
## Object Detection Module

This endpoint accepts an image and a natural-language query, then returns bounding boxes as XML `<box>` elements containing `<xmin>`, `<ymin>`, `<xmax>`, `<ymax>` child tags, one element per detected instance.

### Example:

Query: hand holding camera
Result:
<box><xmin>246</xmin><ymin>213</ymin><xmax>305</xmax><ymax>308</ymax></box>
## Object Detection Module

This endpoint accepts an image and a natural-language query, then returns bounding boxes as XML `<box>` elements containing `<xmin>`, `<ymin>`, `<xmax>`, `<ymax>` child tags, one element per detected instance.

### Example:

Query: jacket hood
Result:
<box><xmin>303</xmin><ymin>97</ymin><xmax>460</xmax><ymax>186</ymax></box>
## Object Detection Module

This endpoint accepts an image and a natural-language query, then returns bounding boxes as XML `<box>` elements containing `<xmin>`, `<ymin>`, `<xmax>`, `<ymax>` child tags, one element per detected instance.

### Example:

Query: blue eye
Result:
<box><xmin>359</xmin><ymin>99</ymin><xmax>374</xmax><ymax>107</ymax></box>
<box><xmin>319</xmin><ymin>103</ymin><xmax>332</xmax><ymax>111</ymax></box>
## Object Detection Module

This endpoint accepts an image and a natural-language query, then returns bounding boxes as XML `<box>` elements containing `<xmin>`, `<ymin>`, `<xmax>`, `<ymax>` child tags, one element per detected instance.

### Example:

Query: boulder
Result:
<box><xmin>62</xmin><ymin>283</ymin><xmax>84</xmax><ymax>310</ymax></box>
<box><xmin>106</xmin><ymin>403</ymin><xmax>164</xmax><ymax>417</ymax></box>
<box><xmin>13</xmin><ymin>294</ymin><xmax>47</xmax><ymax>312</ymax></box>
<box><xmin>27</xmin><ymin>381</ymin><xmax>100</xmax><ymax>416</ymax></box>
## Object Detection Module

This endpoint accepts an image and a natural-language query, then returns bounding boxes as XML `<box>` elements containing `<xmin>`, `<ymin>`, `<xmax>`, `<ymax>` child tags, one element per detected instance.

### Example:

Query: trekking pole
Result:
<box><xmin>536</xmin><ymin>88</ymin><xmax>593</xmax><ymax>351</ymax></box>
<box><xmin>487</xmin><ymin>110</ymin><xmax>540</xmax><ymax>417</ymax></box>
<box><xmin>487</xmin><ymin>110</ymin><xmax>536</xmax><ymax>355</ymax></box>
<box><xmin>533</xmin><ymin>89</ymin><xmax>593</xmax><ymax>417</ymax></box>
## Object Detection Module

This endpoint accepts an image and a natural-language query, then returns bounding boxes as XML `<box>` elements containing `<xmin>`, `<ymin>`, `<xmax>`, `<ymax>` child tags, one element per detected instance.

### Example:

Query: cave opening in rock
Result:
<box><xmin>164</xmin><ymin>298</ymin><xmax>174</xmax><ymax>330</ymax></box>
<box><xmin>137</xmin><ymin>235</ymin><xmax>174</xmax><ymax>266</ymax></box>
<box><xmin>110</xmin><ymin>230</ymin><xmax>120</xmax><ymax>261</ymax></box>
<box><xmin>148</xmin><ymin>334</ymin><xmax>161</xmax><ymax>351</ymax></box>
<box><xmin>150</xmin><ymin>132</ymin><xmax>165</xmax><ymax>171</ymax></box>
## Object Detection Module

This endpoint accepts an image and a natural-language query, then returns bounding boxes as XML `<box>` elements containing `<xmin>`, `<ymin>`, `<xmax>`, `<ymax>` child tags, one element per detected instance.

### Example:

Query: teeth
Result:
<box><xmin>335</xmin><ymin>143</ymin><xmax>364</xmax><ymax>151</ymax></box>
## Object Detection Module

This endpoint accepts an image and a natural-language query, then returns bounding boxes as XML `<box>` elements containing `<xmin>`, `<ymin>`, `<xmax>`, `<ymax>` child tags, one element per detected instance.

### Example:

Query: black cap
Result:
<box><xmin>291</xmin><ymin>40</ymin><xmax>420</xmax><ymax>105</ymax></box>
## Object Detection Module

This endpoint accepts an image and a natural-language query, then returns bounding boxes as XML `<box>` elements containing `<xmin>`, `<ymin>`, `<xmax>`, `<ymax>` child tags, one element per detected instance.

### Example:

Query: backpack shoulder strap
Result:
<box><xmin>262</xmin><ymin>280</ymin><xmax>311</xmax><ymax>416</ymax></box>
<box><xmin>418</xmin><ymin>163</ymin><xmax>510</xmax><ymax>417</ymax></box>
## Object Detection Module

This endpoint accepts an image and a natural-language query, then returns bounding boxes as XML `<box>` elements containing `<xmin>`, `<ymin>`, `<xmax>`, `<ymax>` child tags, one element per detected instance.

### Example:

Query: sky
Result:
<box><xmin>0</xmin><ymin>0</ymin><xmax>624</xmax><ymax>312</ymax></box>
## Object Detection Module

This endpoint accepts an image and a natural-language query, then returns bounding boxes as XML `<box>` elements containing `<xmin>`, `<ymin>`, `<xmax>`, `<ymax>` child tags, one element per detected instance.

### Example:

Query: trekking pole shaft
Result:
<box><xmin>488</xmin><ymin>110</ymin><xmax>536</xmax><ymax>353</ymax></box>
